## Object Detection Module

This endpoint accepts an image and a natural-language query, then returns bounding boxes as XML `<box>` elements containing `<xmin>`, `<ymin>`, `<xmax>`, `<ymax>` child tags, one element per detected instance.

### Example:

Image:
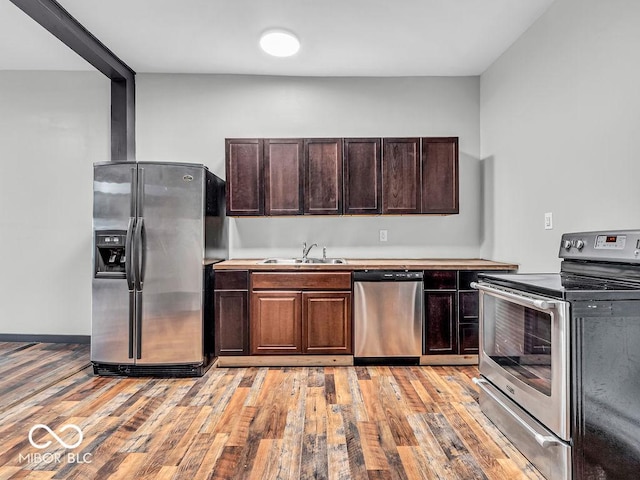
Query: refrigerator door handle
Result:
<box><xmin>128</xmin><ymin>292</ymin><xmax>135</xmax><ymax>358</ymax></box>
<box><xmin>137</xmin><ymin>167</ymin><xmax>144</xmax><ymax>217</ymax></box>
<box><xmin>135</xmin><ymin>290</ymin><xmax>143</xmax><ymax>359</ymax></box>
<box><xmin>134</xmin><ymin>218</ymin><xmax>146</xmax><ymax>290</ymax></box>
<box><xmin>130</xmin><ymin>166</ymin><xmax>137</xmax><ymax>217</ymax></box>
<box><xmin>125</xmin><ymin>217</ymin><xmax>135</xmax><ymax>291</ymax></box>
<box><xmin>126</xmin><ymin>216</ymin><xmax>136</xmax><ymax>359</ymax></box>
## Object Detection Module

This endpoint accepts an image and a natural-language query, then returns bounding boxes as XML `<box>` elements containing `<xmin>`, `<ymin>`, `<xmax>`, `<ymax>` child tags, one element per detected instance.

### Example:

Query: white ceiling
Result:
<box><xmin>2</xmin><ymin>0</ymin><xmax>556</xmax><ymax>76</ymax></box>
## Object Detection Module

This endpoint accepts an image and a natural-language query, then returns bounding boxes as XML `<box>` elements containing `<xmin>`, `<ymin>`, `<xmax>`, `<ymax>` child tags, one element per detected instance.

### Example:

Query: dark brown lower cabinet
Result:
<box><xmin>424</xmin><ymin>270</ymin><xmax>515</xmax><ymax>358</ymax></box>
<box><xmin>214</xmin><ymin>270</ymin><xmax>250</xmax><ymax>356</ymax></box>
<box><xmin>251</xmin><ymin>291</ymin><xmax>302</xmax><ymax>354</ymax></box>
<box><xmin>250</xmin><ymin>290</ymin><xmax>352</xmax><ymax>355</ymax></box>
<box><xmin>303</xmin><ymin>292</ymin><xmax>352</xmax><ymax>354</ymax></box>
<box><xmin>424</xmin><ymin>290</ymin><xmax>457</xmax><ymax>355</ymax></box>
<box><xmin>458</xmin><ymin>323</ymin><xmax>479</xmax><ymax>354</ymax></box>
<box><xmin>214</xmin><ymin>291</ymin><xmax>249</xmax><ymax>356</ymax></box>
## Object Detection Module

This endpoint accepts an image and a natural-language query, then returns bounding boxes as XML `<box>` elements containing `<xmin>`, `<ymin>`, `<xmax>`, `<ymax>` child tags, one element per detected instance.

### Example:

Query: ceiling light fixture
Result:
<box><xmin>259</xmin><ymin>29</ymin><xmax>300</xmax><ymax>57</ymax></box>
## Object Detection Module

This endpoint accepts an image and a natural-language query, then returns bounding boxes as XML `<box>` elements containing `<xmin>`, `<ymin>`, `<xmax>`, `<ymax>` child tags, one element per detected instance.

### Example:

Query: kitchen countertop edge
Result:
<box><xmin>212</xmin><ymin>258</ymin><xmax>518</xmax><ymax>271</ymax></box>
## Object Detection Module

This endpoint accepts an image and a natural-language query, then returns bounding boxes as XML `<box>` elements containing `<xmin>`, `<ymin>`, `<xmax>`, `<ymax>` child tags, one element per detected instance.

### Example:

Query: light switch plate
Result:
<box><xmin>544</xmin><ymin>212</ymin><xmax>553</xmax><ymax>230</ymax></box>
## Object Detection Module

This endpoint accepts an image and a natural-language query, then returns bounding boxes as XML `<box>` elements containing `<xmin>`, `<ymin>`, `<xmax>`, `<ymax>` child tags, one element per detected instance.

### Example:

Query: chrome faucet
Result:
<box><xmin>302</xmin><ymin>242</ymin><xmax>318</xmax><ymax>262</ymax></box>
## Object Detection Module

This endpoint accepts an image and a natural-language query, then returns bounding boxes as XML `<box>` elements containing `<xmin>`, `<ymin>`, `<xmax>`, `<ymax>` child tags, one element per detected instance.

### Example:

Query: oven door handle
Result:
<box><xmin>473</xmin><ymin>377</ymin><xmax>562</xmax><ymax>448</ymax></box>
<box><xmin>470</xmin><ymin>282</ymin><xmax>555</xmax><ymax>310</ymax></box>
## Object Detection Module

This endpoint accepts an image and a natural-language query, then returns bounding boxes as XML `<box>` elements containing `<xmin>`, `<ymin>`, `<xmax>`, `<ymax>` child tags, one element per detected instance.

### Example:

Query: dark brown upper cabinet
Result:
<box><xmin>343</xmin><ymin>138</ymin><xmax>382</xmax><ymax>215</ymax></box>
<box><xmin>382</xmin><ymin>138</ymin><xmax>421</xmax><ymax>214</ymax></box>
<box><xmin>304</xmin><ymin>138</ymin><xmax>343</xmax><ymax>215</ymax></box>
<box><xmin>225</xmin><ymin>139</ymin><xmax>264</xmax><ymax>216</ymax></box>
<box><xmin>225</xmin><ymin>136</ymin><xmax>458</xmax><ymax>217</ymax></box>
<box><xmin>422</xmin><ymin>137</ymin><xmax>459</xmax><ymax>214</ymax></box>
<box><xmin>264</xmin><ymin>139</ymin><xmax>304</xmax><ymax>215</ymax></box>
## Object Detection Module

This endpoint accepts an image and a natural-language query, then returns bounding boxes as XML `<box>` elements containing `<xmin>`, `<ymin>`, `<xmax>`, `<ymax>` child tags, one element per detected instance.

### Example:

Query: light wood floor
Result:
<box><xmin>0</xmin><ymin>343</ymin><xmax>544</xmax><ymax>479</ymax></box>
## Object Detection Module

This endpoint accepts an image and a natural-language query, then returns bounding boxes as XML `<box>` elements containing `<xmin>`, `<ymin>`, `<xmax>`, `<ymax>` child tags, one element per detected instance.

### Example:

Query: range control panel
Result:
<box><xmin>559</xmin><ymin>230</ymin><xmax>640</xmax><ymax>263</ymax></box>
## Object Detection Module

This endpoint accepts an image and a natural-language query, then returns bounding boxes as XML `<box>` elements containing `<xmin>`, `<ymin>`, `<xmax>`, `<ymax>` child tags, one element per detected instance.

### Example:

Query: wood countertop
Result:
<box><xmin>213</xmin><ymin>258</ymin><xmax>518</xmax><ymax>271</ymax></box>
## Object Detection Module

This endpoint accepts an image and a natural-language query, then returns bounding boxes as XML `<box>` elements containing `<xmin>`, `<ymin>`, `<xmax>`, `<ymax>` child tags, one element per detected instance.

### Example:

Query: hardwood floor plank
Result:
<box><xmin>101</xmin><ymin>453</ymin><xmax>147</xmax><ymax>480</ymax></box>
<box><xmin>396</xmin><ymin>446</ymin><xmax>437</xmax><ymax>480</ymax></box>
<box><xmin>131</xmin><ymin>405</ymin><xmax>203</xmax><ymax>478</ymax></box>
<box><xmin>332</xmin><ymin>367</ymin><xmax>352</xmax><ymax>405</ymax></box>
<box><xmin>191</xmin><ymin>433</ymin><xmax>228</xmax><ymax>480</ymax></box>
<box><xmin>0</xmin><ymin>467</ymin><xmax>21</xmax><ymax>480</ymax></box>
<box><xmin>273</xmin><ymin>368</ymin><xmax>306</xmax><ymax>480</ymax></box>
<box><xmin>324</xmin><ymin>373</ymin><xmax>337</xmax><ymax>404</ymax></box>
<box><xmin>301</xmin><ymin>434</ymin><xmax>328</xmax><ymax>480</ymax></box>
<box><xmin>248</xmin><ymin>439</ymin><xmax>282</xmax><ymax>480</ymax></box>
<box><xmin>358</xmin><ymin>421</ymin><xmax>390</xmax><ymax>471</ymax></box>
<box><xmin>389</xmin><ymin>368</ymin><xmax>429</xmax><ymax>414</ymax></box>
<box><xmin>242</xmin><ymin>368</ymin><xmax>268</xmax><ymax>407</ymax></box>
<box><xmin>376</xmin><ymin>376</ymin><xmax>418</xmax><ymax>447</ymax></box>
<box><xmin>327</xmin><ymin>441</ymin><xmax>351</xmax><ymax>480</ymax></box>
<box><xmin>209</xmin><ymin>445</ymin><xmax>243</xmax><ymax>480</ymax></box>
<box><xmin>359</xmin><ymin>379</ymin><xmax>384</xmax><ymax>422</ymax></box>
<box><xmin>225</xmin><ymin>405</ymin><xmax>258</xmax><ymax>447</ymax></box>
<box><xmin>422</xmin><ymin>412</ymin><xmax>488</xmax><ymax>480</ymax></box>
<box><xmin>375</xmin><ymin>419</ymin><xmax>409</xmax><ymax>480</ymax></box>
<box><xmin>339</xmin><ymin>405</ymin><xmax>368</xmax><ymax>479</ymax></box>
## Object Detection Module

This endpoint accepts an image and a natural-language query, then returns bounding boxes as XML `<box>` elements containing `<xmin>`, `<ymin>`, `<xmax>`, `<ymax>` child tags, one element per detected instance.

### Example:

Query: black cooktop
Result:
<box><xmin>478</xmin><ymin>272</ymin><xmax>640</xmax><ymax>300</ymax></box>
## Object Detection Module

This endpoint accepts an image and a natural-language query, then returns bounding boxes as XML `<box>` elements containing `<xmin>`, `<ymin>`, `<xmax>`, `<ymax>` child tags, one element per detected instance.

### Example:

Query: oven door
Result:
<box><xmin>473</xmin><ymin>282</ymin><xmax>571</xmax><ymax>441</ymax></box>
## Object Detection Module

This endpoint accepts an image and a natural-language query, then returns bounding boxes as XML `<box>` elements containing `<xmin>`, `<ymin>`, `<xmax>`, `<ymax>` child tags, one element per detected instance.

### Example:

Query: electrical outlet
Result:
<box><xmin>379</xmin><ymin>229</ymin><xmax>388</xmax><ymax>242</ymax></box>
<box><xmin>544</xmin><ymin>212</ymin><xmax>553</xmax><ymax>230</ymax></box>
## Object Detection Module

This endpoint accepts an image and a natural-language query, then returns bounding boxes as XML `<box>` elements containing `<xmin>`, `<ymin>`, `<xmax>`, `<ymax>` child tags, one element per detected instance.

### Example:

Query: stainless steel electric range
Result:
<box><xmin>472</xmin><ymin>230</ymin><xmax>640</xmax><ymax>480</ymax></box>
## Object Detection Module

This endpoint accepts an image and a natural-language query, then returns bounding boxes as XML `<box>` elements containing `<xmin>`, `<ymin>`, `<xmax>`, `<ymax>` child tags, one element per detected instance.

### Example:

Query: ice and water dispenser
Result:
<box><xmin>94</xmin><ymin>230</ymin><xmax>127</xmax><ymax>278</ymax></box>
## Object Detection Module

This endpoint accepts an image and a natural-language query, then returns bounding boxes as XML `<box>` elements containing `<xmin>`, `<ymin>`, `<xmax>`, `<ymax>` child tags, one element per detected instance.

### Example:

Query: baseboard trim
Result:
<box><xmin>420</xmin><ymin>354</ymin><xmax>478</xmax><ymax>366</ymax></box>
<box><xmin>216</xmin><ymin>355</ymin><xmax>354</xmax><ymax>367</ymax></box>
<box><xmin>0</xmin><ymin>334</ymin><xmax>90</xmax><ymax>344</ymax></box>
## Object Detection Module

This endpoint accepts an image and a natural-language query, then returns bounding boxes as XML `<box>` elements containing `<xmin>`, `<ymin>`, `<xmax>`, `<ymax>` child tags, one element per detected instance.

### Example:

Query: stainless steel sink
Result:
<box><xmin>306</xmin><ymin>258</ymin><xmax>348</xmax><ymax>264</ymax></box>
<box><xmin>259</xmin><ymin>257</ymin><xmax>347</xmax><ymax>264</ymax></box>
<box><xmin>260</xmin><ymin>258</ymin><xmax>304</xmax><ymax>264</ymax></box>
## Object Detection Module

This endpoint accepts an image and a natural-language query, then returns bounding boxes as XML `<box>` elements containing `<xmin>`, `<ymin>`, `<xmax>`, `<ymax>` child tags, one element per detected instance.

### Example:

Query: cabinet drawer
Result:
<box><xmin>251</xmin><ymin>272</ymin><xmax>351</xmax><ymax>290</ymax></box>
<box><xmin>215</xmin><ymin>270</ymin><xmax>249</xmax><ymax>290</ymax></box>
<box><xmin>423</xmin><ymin>271</ymin><xmax>457</xmax><ymax>290</ymax></box>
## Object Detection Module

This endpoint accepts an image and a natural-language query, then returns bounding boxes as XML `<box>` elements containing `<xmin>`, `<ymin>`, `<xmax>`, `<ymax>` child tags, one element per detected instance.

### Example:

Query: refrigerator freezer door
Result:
<box><xmin>136</xmin><ymin>164</ymin><xmax>205</xmax><ymax>364</ymax></box>
<box><xmin>92</xmin><ymin>163</ymin><xmax>137</xmax><ymax>364</ymax></box>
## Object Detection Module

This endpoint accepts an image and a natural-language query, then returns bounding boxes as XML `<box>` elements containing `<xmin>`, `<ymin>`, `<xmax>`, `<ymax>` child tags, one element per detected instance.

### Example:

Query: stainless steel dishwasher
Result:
<box><xmin>353</xmin><ymin>271</ymin><xmax>423</xmax><ymax>359</ymax></box>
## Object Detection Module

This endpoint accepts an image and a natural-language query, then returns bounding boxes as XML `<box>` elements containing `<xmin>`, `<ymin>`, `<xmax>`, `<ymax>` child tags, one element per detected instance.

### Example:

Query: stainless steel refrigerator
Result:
<box><xmin>91</xmin><ymin>162</ymin><xmax>227</xmax><ymax>376</ymax></box>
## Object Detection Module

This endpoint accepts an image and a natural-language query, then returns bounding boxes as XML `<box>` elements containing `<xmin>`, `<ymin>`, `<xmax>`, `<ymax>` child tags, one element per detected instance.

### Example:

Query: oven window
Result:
<box><xmin>483</xmin><ymin>295</ymin><xmax>552</xmax><ymax>396</ymax></box>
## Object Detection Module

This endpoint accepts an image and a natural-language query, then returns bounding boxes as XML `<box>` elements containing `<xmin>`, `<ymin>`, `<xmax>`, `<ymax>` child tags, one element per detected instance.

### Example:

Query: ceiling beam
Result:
<box><xmin>10</xmin><ymin>0</ymin><xmax>136</xmax><ymax>161</ymax></box>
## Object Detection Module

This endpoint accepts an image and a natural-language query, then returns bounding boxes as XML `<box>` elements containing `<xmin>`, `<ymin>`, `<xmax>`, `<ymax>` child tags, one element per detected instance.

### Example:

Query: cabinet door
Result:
<box><xmin>459</xmin><ymin>323</ymin><xmax>479</xmax><ymax>354</ymax></box>
<box><xmin>302</xmin><ymin>292</ymin><xmax>352</xmax><ymax>354</ymax></box>
<box><xmin>459</xmin><ymin>291</ymin><xmax>479</xmax><ymax>323</ymax></box>
<box><xmin>225</xmin><ymin>139</ymin><xmax>264</xmax><ymax>216</ymax></box>
<box><xmin>214</xmin><ymin>291</ymin><xmax>249</xmax><ymax>356</ymax></box>
<box><xmin>382</xmin><ymin>138</ymin><xmax>421</xmax><ymax>214</ymax></box>
<box><xmin>251</xmin><ymin>291</ymin><xmax>302</xmax><ymax>354</ymax></box>
<box><xmin>421</xmin><ymin>137</ymin><xmax>459</xmax><ymax>214</ymax></box>
<box><xmin>304</xmin><ymin>138</ymin><xmax>343</xmax><ymax>214</ymax></box>
<box><xmin>424</xmin><ymin>291</ymin><xmax>457</xmax><ymax>355</ymax></box>
<box><xmin>264</xmin><ymin>139</ymin><xmax>304</xmax><ymax>215</ymax></box>
<box><xmin>343</xmin><ymin>138</ymin><xmax>381</xmax><ymax>214</ymax></box>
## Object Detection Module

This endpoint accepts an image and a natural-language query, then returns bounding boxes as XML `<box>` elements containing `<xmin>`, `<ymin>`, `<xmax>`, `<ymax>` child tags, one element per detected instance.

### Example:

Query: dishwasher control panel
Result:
<box><xmin>354</xmin><ymin>270</ymin><xmax>423</xmax><ymax>281</ymax></box>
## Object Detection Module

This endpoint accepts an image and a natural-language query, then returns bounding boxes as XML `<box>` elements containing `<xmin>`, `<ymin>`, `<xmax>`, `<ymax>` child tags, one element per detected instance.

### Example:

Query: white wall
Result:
<box><xmin>480</xmin><ymin>0</ymin><xmax>640</xmax><ymax>272</ymax></box>
<box><xmin>0</xmin><ymin>71</ymin><xmax>110</xmax><ymax>336</ymax></box>
<box><xmin>137</xmin><ymin>74</ymin><xmax>482</xmax><ymax>259</ymax></box>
